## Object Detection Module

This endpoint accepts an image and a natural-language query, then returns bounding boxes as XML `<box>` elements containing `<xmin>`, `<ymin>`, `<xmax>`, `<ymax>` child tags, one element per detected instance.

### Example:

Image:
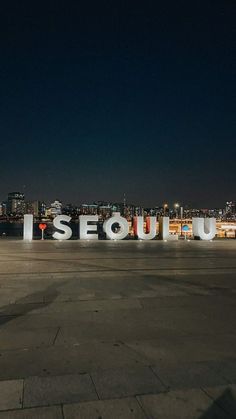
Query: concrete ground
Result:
<box><xmin>0</xmin><ymin>239</ymin><xmax>235</xmax><ymax>418</ymax></box>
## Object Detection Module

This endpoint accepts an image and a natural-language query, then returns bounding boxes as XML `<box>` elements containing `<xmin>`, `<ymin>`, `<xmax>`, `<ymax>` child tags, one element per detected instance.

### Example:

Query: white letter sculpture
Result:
<box><xmin>79</xmin><ymin>215</ymin><xmax>98</xmax><ymax>240</ymax></box>
<box><xmin>192</xmin><ymin>218</ymin><xmax>216</xmax><ymax>240</ymax></box>
<box><xmin>23</xmin><ymin>214</ymin><xmax>33</xmax><ymax>241</ymax></box>
<box><xmin>103</xmin><ymin>212</ymin><xmax>129</xmax><ymax>240</ymax></box>
<box><xmin>53</xmin><ymin>215</ymin><xmax>72</xmax><ymax>240</ymax></box>
<box><xmin>134</xmin><ymin>216</ymin><xmax>156</xmax><ymax>240</ymax></box>
<box><xmin>159</xmin><ymin>217</ymin><xmax>178</xmax><ymax>240</ymax></box>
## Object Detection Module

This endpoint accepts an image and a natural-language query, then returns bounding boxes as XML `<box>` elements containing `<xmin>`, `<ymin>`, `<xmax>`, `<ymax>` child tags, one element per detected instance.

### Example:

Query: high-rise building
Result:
<box><xmin>0</xmin><ymin>202</ymin><xmax>7</xmax><ymax>216</ymax></box>
<box><xmin>40</xmin><ymin>202</ymin><xmax>47</xmax><ymax>217</ymax></box>
<box><xmin>226</xmin><ymin>201</ymin><xmax>235</xmax><ymax>215</ymax></box>
<box><xmin>7</xmin><ymin>192</ymin><xmax>25</xmax><ymax>215</ymax></box>
<box><xmin>47</xmin><ymin>200</ymin><xmax>62</xmax><ymax>218</ymax></box>
<box><xmin>26</xmin><ymin>200</ymin><xmax>45</xmax><ymax>217</ymax></box>
<box><xmin>80</xmin><ymin>204</ymin><xmax>98</xmax><ymax>215</ymax></box>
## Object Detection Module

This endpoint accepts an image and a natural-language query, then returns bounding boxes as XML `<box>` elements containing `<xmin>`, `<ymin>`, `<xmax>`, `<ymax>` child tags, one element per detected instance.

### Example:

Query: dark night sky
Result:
<box><xmin>0</xmin><ymin>1</ymin><xmax>235</xmax><ymax>208</ymax></box>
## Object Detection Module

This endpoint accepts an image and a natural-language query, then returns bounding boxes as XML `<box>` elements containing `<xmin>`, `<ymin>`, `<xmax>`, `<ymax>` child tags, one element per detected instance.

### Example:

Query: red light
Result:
<box><xmin>39</xmin><ymin>223</ymin><xmax>47</xmax><ymax>231</ymax></box>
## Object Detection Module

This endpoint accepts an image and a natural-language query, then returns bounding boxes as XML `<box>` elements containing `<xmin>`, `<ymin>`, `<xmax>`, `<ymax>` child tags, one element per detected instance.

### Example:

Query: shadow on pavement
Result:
<box><xmin>0</xmin><ymin>282</ymin><xmax>64</xmax><ymax>326</ymax></box>
<box><xmin>199</xmin><ymin>388</ymin><xmax>236</xmax><ymax>418</ymax></box>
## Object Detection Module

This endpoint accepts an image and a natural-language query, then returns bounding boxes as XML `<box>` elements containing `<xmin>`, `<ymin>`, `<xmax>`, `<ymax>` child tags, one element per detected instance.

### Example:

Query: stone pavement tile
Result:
<box><xmin>0</xmin><ymin>342</ymin><xmax>147</xmax><ymax>381</ymax></box>
<box><xmin>0</xmin><ymin>282</ymin><xmax>67</xmax><ymax>306</ymax></box>
<box><xmin>0</xmin><ymin>303</ymin><xmax>45</xmax><ymax>316</ymax></box>
<box><xmin>137</xmin><ymin>285</ymin><xmax>189</xmax><ymax>298</ymax></box>
<box><xmin>0</xmin><ymin>290</ymin><xmax>21</xmax><ymax>306</ymax></box>
<box><xmin>205</xmin><ymin>359</ymin><xmax>236</xmax><ymax>384</ymax></box>
<box><xmin>179</xmin><ymin>317</ymin><xmax>236</xmax><ymax>337</ymax></box>
<box><xmin>75</xmin><ymin>255</ymin><xmax>236</xmax><ymax>270</ymax></box>
<box><xmin>3</xmin><ymin>308</ymin><xmax>233</xmax><ymax>335</ymax></box>
<box><xmin>0</xmin><ymin>405</ymin><xmax>63</xmax><ymax>419</ymax></box>
<box><xmin>27</xmin><ymin>298</ymin><xmax>143</xmax><ymax>314</ymax></box>
<box><xmin>137</xmin><ymin>388</ymin><xmax>230</xmax><ymax>419</ymax></box>
<box><xmin>0</xmin><ymin>379</ymin><xmax>23</xmax><ymax>411</ymax></box>
<box><xmin>125</xmin><ymin>336</ymin><xmax>236</xmax><ymax>364</ymax></box>
<box><xmin>0</xmin><ymin>328</ymin><xmax>58</xmax><ymax>350</ymax></box>
<box><xmin>49</xmin><ymin>275</ymin><xmax>236</xmax><ymax>302</ymax></box>
<box><xmin>144</xmin><ymin>309</ymin><xmax>236</xmax><ymax>336</ymax></box>
<box><xmin>140</xmin><ymin>296</ymin><xmax>195</xmax><ymax>309</ymax></box>
<box><xmin>0</xmin><ymin>292</ymin><xmax>44</xmax><ymax>306</ymax></box>
<box><xmin>203</xmin><ymin>385</ymin><xmax>236</xmax><ymax>418</ymax></box>
<box><xmin>55</xmin><ymin>325</ymin><xmax>186</xmax><ymax>346</ymax></box>
<box><xmin>139</xmin><ymin>299</ymin><xmax>236</xmax><ymax>330</ymax></box>
<box><xmin>63</xmin><ymin>397</ymin><xmax>146</xmax><ymax>419</ymax></box>
<box><xmin>2</xmin><ymin>299</ymin><xmax>142</xmax><ymax>327</ymax></box>
<box><xmin>152</xmin><ymin>361</ymin><xmax>229</xmax><ymax>390</ymax></box>
<box><xmin>5</xmin><ymin>311</ymin><xmax>94</xmax><ymax>329</ymax></box>
<box><xmin>23</xmin><ymin>373</ymin><xmax>97</xmax><ymax>408</ymax></box>
<box><xmin>140</xmin><ymin>295</ymin><xmax>236</xmax><ymax>310</ymax></box>
<box><xmin>54</xmin><ymin>309</ymin><xmax>189</xmax><ymax>344</ymax></box>
<box><xmin>91</xmin><ymin>365</ymin><xmax>166</xmax><ymax>399</ymax></box>
<box><xmin>0</xmin><ymin>259</ymin><xmax>111</xmax><ymax>275</ymax></box>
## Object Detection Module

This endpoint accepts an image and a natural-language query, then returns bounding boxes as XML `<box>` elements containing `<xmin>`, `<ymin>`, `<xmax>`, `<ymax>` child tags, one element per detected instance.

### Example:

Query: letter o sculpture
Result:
<box><xmin>103</xmin><ymin>214</ymin><xmax>129</xmax><ymax>240</ymax></box>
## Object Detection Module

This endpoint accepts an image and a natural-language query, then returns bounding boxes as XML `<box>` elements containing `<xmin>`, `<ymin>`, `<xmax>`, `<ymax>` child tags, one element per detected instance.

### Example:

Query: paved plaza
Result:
<box><xmin>0</xmin><ymin>239</ymin><xmax>235</xmax><ymax>418</ymax></box>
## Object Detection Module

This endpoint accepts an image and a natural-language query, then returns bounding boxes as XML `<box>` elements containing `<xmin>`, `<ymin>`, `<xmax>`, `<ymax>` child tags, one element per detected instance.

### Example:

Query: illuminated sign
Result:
<box><xmin>23</xmin><ymin>214</ymin><xmax>217</xmax><ymax>242</ymax></box>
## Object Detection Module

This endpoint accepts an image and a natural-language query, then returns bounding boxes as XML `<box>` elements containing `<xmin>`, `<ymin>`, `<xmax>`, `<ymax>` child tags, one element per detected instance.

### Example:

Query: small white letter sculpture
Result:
<box><xmin>79</xmin><ymin>215</ymin><xmax>98</xmax><ymax>240</ymax></box>
<box><xmin>103</xmin><ymin>212</ymin><xmax>129</xmax><ymax>240</ymax></box>
<box><xmin>159</xmin><ymin>217</ymin><xmax>170</xmax><ymax>240</ymax></box>
<box><xmin>53</xmin><ymin>215</ymin><xmax>72</xmax><ymax>240</ymax></box>
<box><xmin>23</xmin><ymin>214</ymin><xmax>33</xmax><ymax>241</ymax></box>
<box><xmin>159</xmin><ymin>217</ymin><xmax>178</xmax><ymax>241</ymax></box>
<box><xmin>134</xmin><ymin>216</ymin><xmax>156</xmax><ymax>240</ymax></box>
<box><xmin>192</xmin><ymin>218</ymin><xmax>216</xmax><ymax>240</ymax></box>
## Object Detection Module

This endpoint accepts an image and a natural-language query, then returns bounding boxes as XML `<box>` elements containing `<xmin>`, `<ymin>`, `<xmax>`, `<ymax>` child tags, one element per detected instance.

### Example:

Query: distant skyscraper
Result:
<box><xmin>47</xmin><ymin>200</ymin><xmax>62</xmax><ymax>217</ymax></box>
<box><xmin>226</xmin><ymin>201</ymin><xmax>235</xmax><ymax>214</ymax></box>
<box><xmin>25</xmin><ymin>200</ymin><xmax>45</xmax><ymax>217</ymax></box>
<box><xmin>0</xmin><ymin>202</ymin><xmax>7</xmax><ymax>216</ymax></box>
<box><xmin>7</xmin><ymin>192</ymin><xmax>25</xmax><ymax>215</ymax></box>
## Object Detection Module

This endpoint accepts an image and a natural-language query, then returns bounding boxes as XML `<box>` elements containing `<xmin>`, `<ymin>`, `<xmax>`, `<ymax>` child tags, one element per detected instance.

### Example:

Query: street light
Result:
<box><xmin>174</xmin><ymin>203</ymin><xmax>183</xmax><ymax>236</ymax></box>
<box><xmin>174</xmin><ymin>203</ymin><xmax>179</xmax><ymax>218</ymax></box>
<box><xmin>164</xmin><ymin>203</ymin><xmax>168</xmax><ymax>216</ymax></box>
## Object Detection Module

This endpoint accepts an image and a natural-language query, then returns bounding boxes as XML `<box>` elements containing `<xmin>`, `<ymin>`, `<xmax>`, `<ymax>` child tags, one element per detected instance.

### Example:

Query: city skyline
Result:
<box><xmin>2</xmin><ymin>189</ymin><xmax>235</xmax><ymax>210</ymax></box>
<box><xmin>1</xmin><ymin>190</ymin><xmax>235</xmax><ymax>214</ymax></box>
<box><xmin>0</xmin><ymin>3</ymin><xmax>235</xmax><ymax>207</ymax></box>
<box><xmin>0</xmin><ymin>187</ymin><xmax>235</xmax><ymax>210</ymax></box>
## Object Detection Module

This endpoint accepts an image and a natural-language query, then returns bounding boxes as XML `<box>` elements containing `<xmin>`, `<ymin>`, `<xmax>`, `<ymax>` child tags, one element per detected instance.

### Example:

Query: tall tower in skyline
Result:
<box><xmin>7</xmin><ymin>192</ymin><xmax>25</xmax><ymax>215</ymax></box>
